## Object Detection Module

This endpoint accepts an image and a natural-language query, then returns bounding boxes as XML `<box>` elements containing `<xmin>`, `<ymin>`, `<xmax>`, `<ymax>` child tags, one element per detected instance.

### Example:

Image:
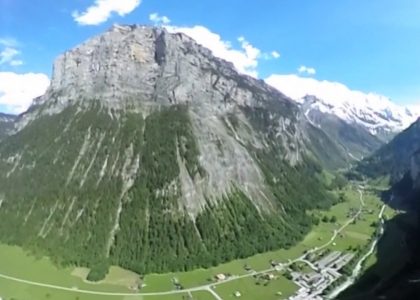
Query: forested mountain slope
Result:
<box><xmin>356</xmin><ymin>118</ymin><xmax>420</xmax><ymax>182</ymax></box>
<box><xmin>0</xmin><ymin>25</ymin><xmax>338</xmax><ymax>279</ymax></box>
<box><xmin>341</xmin><ymin>121</ymin><xmax>420</xmax><ymax>299</ymax></box>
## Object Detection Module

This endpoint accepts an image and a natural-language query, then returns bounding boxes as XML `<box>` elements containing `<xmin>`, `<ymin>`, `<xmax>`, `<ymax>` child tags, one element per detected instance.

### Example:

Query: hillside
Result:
<box><xmin>301</xmin><ymin>96</ymin><xmax>384</xmax><ymax>162</ymax></box>
<box><xmin>0</xmin><ymin>113</ymin><xmax>16</xmax><ymax>140</ymax></box>
<box><xmin>0</xmin><ymin>25</ymin><xmax>339</xmax><ymax>279</ymax></box>
<box><xmin>266</xmin><ymin>75</ymin><xmax>419</xmax><ymax>139</ymax></box>
<box><xmin>340</xmin><ymin>122</ymin><xmax>420</xmax><ymax>299</ymax></box>
<box><xmin>356</xmin><ymin>118</ymin><xmax>420</xmax><ymax>182</ymax></box>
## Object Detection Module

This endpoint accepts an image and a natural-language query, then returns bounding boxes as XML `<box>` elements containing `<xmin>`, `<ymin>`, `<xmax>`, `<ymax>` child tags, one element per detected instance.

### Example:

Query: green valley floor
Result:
<box><xmin>0</xmin><ymin>184</ymin><xmax>391</xmax><ymax>300</ymax></box>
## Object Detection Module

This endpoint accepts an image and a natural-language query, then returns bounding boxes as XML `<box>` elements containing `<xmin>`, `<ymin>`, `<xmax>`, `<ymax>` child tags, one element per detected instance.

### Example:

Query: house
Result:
<box><xmin>244</xmin><ymin>264</ymin><xmax>252</xmax><ymax>271</ymax></box>
<box><xmin>215</xmin><ymin>273</ymin><xmax>226</xmax><ymax>281</ymax></box>
<box><xmin>270</xmin><ymin>260</ymin><xmax>278</xmax><ymax>267</ymax></box>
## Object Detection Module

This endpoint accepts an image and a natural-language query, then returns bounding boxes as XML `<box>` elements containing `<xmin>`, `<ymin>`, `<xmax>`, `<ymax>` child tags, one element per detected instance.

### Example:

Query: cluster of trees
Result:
<box><xmin>330</xmin><ymin>174</ymin><xmax>347</xmax><ymax>190</ymax></box>
<box><xmin>322</xmin><ymin>215</ymin><xmax>337</xmax><ymax>223</ymax></box>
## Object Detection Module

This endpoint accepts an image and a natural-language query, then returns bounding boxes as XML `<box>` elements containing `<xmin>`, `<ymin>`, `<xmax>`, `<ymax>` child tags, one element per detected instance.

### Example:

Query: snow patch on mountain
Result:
<box><xmin>265</xmin><ymin>74</ymin><xmax>419</xmax><ymax>134</ymax></box>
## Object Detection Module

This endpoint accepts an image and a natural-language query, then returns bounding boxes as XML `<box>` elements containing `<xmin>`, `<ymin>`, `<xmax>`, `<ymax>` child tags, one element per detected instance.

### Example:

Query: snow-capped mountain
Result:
<box><xmin>266</xmin><ymin>75</ymin><xmax>419</xmax><ymax>138</ymax></box>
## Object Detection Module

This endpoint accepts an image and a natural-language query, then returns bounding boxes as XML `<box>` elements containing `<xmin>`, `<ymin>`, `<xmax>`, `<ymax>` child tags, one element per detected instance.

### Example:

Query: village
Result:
<box><xmin>203</xmin><ymin>200</ymin><xmax>372</xmax><ymax>300</ymax></box>
<box><xmin>207</xmin><ymin>248</ymin><xmax>357</xmax><ymax>300</ymax></box>
<box><xmin>285</xmin><ymin>250</ymin><xmax>355</xmax><ymax>300</ymax></box>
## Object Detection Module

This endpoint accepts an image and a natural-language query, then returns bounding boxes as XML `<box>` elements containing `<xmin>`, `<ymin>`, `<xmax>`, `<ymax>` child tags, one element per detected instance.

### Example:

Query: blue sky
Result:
<box><xmin>0</xmin><ymin>0</ymin><xmax>419</xmax><ymax>113</ymax></box>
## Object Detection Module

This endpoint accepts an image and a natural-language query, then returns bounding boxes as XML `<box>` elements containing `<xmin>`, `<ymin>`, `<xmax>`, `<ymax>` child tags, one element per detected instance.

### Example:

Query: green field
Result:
<box><xmin>0</xmin><ymin>184</ymin><xmax>388</xmax><ymax>300</ymax></box>
<box><xmin>215</xmin><ymin>273</ymin><xmax>296</xmax><ymax>300</ymax></box>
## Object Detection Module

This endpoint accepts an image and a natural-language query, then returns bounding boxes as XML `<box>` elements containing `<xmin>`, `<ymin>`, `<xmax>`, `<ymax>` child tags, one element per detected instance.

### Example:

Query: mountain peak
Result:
<box><xmin>47</xmin><ymin>25</ymin><xmax>165</xmax><ymax>110</ymax></box>
<box><xmin>35</xmin><ymin>24</ymin><xmax>282</xmax><ymax>117</ymax></box>
<box><xmin>266</xmin><ymin>75</ymin><xmax>419</xmax><ymax>137</ymax></box>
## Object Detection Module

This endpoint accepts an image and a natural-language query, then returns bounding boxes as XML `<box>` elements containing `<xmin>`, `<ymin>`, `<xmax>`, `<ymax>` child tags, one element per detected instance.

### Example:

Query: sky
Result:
<box><xmin>0</xmin><ymin>0</ymin><xmax>420</xmax><ymax>113</ymax></box>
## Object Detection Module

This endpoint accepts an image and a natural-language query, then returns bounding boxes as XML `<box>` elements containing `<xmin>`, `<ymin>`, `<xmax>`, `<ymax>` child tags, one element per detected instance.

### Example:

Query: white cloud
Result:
<box><xmin>266</xmin><ymin>74</ymin><xmax>369</xmax><ymax>102</ymax></box>
<box><xmin>146</xmin><ymin>12</ymin><xmax>281</xmax><ymax>77</ymax></box>
<box><xmin>271</xmin><ymin>51</ymin><xmax>281</xmax><ymax>59</ymax></box>
<box><xmin>9</xmin><ymin>60</ymin><xmax>23</xmax><ymax>66</ymax></box>
<box><xmin>0</xmin><ymin>47</ymin><xmax>20</xmax><ymax>66</ymax></box>
<box><xmin>166</xmin><ymin>25</ymin><xmax>262</xmax><ymax>77</ymax></box>
<box><xmin>265</xmin><ymin>74</ymin><xmax>404</xmax><ymax>113</ymax></box>
<box><xmin>149</xmin><ymin>13</ymin><xmax>171</xmax><ymax>25</ymax></box>
<box><xmin>298</xmin><ymin>65</ymin><xmax>316</xmax><ymax>75</ymax></box>
<box><xmin>0</xmin><ymin>38</ymin><xmax>24</xmax><ymax>67</ymax></box>
<box><xmin>0</xmin><ymin>72</ymin><xmax>50</xmax><ymax>114</ymax></box>
<box><xmin>73</xmin><ymin>0</ymin><xmax>141</xmax><ymax>26</ymax></box>
<box><xmin>0</xmin><ymin>38</ymin><xmax>18</xmax><ymax>48</ymax></box>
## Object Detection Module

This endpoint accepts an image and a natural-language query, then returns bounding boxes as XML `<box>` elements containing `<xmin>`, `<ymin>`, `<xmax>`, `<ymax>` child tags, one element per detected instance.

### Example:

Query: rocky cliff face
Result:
<box><xmin>36</xmin><ymin>25</ymin><xmax>290</xmax><ymax>116</ymax></box>
<box><xmin>45</xmin><ymin>24</ymin><xmax>309</xmax><ymax>207</ymax></box>
<box><xmin>0</xmin><ymin>113</ymin><xmax>16</xmax><ymax>140</ymax></box>
<box><xmin>0</xmin><ymin>25</ymin><xmax>337</xmax><ymax>276</ymax></box>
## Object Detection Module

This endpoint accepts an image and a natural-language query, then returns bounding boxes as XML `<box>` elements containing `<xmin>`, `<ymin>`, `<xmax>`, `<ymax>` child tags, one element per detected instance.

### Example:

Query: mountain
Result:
<box><xmin>357</xmin><ymin>118</ymin><xmax>420</xmax><ymax>182</ymax></box>
<box><xmin>0</xmin><ymin>25</ymin><xmax>339</xmax><ymax>279</ymax></box>
<box><xmin>266</xmin><ymin>75</ymin><xmax>419</xmax><ymax>145</ymax></box>
<box><xmin>300</xmin><ymin>96</ymin><xmax>384</xmax><ymax>161</ymax></box>
<box><xmin>411</xmin><ymin>150</ymin><xmax>420</xmax><ymax>190</ymax></box>
<box><xmin>296</xmin><ymin>93</ymin><xmax>418</xmax><ymax>140</ymax></box>
<box><xmin>0</xmin><ymin>113</ymin><xmax>17</xmax><ymax>140</ymax></box>
<box><xmin>340</xmin><ymin>122</ymin><xmax>420</xmax><ymax>299</ymax></box>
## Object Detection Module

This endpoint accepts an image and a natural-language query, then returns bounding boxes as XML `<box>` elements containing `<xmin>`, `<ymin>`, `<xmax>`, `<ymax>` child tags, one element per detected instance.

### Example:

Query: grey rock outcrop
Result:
<box><xmin>0</xmin><ymin>113</ymin><xmax>16</xmax><ymax>140</ymax></box>
<box><xmin>39</xmin><ymin>25</ymin><xmax>293</xmax><ymax>116</ymax></box>
<box><xmin>20</xmin><ymin>25</ymin><xmax>311</xmax><ymax>165</ymax></box>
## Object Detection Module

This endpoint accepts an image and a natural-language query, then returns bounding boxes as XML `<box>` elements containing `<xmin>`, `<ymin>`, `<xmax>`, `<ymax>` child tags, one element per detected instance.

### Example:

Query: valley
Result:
<box><xmin>0</xmin><ymin>182</ymin><xmax>392</xmax><ymax>300</ymax></box>
<box><xmin>0</xmin><ymin>20</ymin><xmax>417</xmax><ymax>300</ymax></box>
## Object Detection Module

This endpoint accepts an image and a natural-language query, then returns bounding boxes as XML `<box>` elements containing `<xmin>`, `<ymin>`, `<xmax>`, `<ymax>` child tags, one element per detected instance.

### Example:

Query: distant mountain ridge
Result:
<box><xmin>357</xmin><ymin>119</ymin><xmax>420</xmax><ymax>182</ymax></box>
<box><xmin>0</xmin><ymin>113</ymin><xmax>16</xmax><ymax>122</ymax></box>
<box><xmin>0</xmin><ymin>113</ymin><xmax>17</xmax><ymax>140</ymax></box>
<box><xmin>266</xmin><ymin>75</ymin><xmax>419</xmax><ymax>141</ymax></box>
<box><xmin>293</xmin><ymin>93</ymin><xmax>420</xmax><ymax>144</ymax></box>
<box><xmin>300</xmin><ymin>95</ymin><xmax>384</xmax><ymax>161</ymax></box>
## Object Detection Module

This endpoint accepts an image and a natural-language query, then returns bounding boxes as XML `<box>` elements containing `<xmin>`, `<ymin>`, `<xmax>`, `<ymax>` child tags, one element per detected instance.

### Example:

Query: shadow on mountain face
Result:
<box><xmin>379</xmin><ymin>173</ymin><xmax>420</xmax><ymax>211</ymax></box>
<box><xmin>338</xmin><ymin>188</ymin><xmax>420</xmax><ymax>300</ymax></box>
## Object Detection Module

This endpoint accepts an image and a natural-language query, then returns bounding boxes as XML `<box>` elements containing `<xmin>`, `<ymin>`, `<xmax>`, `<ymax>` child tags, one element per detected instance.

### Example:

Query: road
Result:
<box><xmin>307</xmin><ymin>187</ymin><xmax>365</xmax><ymax>256</ymax></box>
<box><xmin>0</xmin><ymin>186</ymin><xmax>370</xmax><ymax>299</ymax></box>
